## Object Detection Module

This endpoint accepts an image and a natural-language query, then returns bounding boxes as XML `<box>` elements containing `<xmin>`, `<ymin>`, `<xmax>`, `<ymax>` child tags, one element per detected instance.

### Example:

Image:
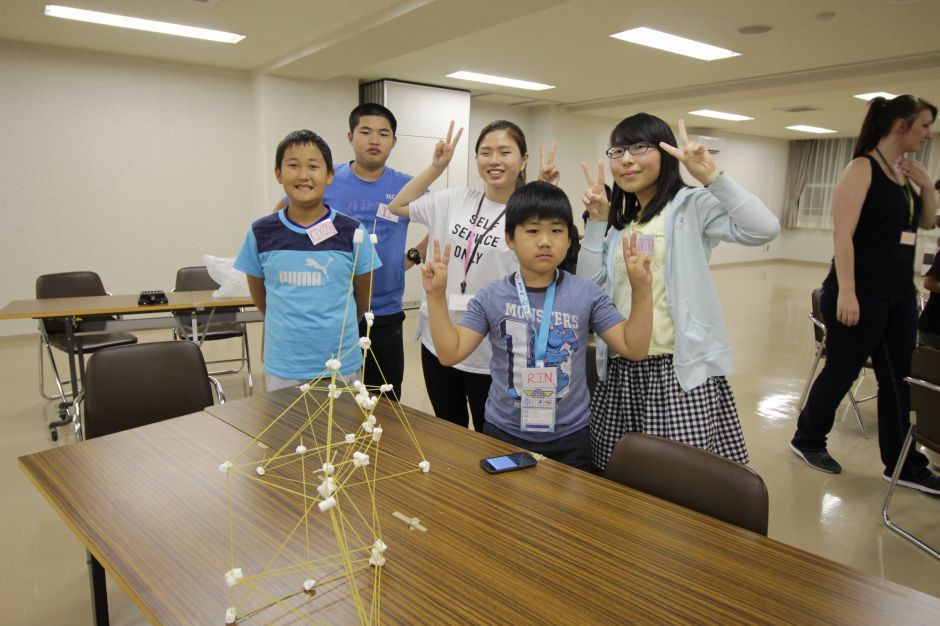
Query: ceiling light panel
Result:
<box><xmin>44</xmin><ymin>4</ymin><xmax>245</xmax><ymax>43</ymax></box>
<box><xmin>610</xmin><ymin>27</ymin><xmax>740</xmax><ymax>61</ymax></box>
<box><xmin>786</xmin><ymin>125</ymin><xmax>837</xmax><ymax>134</ymax></box>
<box><xmin>689</xmin><ymin>109</ymin><xmax>753</xmax><ymax>121</ymax></box>
<box><xmin>853</xmin><ymin>91</ymin><xmax>898</xmax><ymax>101</ymax></box>
<box><xmin>446</xmin><ymin>71</ymin><xmax>554</xmax><ymax>91</ymax></box>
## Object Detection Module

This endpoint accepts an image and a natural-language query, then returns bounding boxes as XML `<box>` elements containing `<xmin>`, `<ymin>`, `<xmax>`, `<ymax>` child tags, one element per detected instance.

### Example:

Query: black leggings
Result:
<box><xmin>358</xmin><ymin>312</ymin><xmax>405</xmax><ymax>401</ymax></box>
<box><xmin>792</xmin><ymin>287</ymin><xmax>928</xmax><ymax>478</ymax></box>
<box><xmin>421</xmin><ymin>344</ymin><xmax>490</xmax><ymax>432</ymax></box>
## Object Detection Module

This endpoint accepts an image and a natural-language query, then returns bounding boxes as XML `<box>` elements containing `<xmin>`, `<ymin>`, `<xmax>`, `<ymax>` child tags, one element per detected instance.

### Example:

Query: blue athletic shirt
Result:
<box><xmin>286</xmin><ymin>163</ymin><xmax>412</xmax><ymax>316</ymax></box>
<box><xmin>235</xmin><ymin>207</ymin><xmax>380</xmax><ymax>380</ymax></box>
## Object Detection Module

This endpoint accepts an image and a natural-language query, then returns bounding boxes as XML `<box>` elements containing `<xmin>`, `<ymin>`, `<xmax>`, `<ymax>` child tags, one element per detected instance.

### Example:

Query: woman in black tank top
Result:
<box><xmin>791</xmin><ymin>95</ymin><xmax>940</xmax><ymax>494</ymax></box>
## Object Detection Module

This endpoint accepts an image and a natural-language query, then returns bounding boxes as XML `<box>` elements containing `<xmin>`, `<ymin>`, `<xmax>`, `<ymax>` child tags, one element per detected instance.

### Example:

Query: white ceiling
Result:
<box><xmin>2</xmin><ymin>0</ymin><xmax>939</xmax><ymax>138</ymax></box>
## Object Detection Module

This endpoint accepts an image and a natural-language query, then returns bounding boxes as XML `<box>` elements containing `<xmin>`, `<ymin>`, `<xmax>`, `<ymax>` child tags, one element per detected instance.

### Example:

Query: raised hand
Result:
<box><xmin>897</xmin><ymin>156</ymin><xmax>931</xmax><ymax>190</ymax></box>
<box><xmin>421</xmin><ymin>239</ymin><xmax>451</xmax><ymax>295</ymax></box>
<box><xmin>581</xmin><ymin>160</ymin><xmax>609</xmax><ymax>221</ymax></box>
<box><xmin>622</xmin><ymin>232</ymin><xmax>652</xmax><ymax>287</ymax></box>
<box><xmin>538</xmin><ymin>143</ymin><xmax>560</xmax><ymax>185</ymax></box>
<box><xmin>431</xmin><ymin>121</ymin><xmax>464</xmax><ymax>171</ymax></box>
<box><xmin>658</xmin><ymin>119</ymin><xmax>722</xmax><ymax>187</ymax></box>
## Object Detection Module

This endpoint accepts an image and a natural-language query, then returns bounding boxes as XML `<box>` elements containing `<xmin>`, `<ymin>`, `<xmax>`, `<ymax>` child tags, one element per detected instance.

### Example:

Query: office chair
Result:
<box><xmin>173</xmin><ymin>266</ymin><xmax>252</xmax><ymax>391</ymax></box>
<box><xmin>36</xmin><ymin>271</ymin><xmax>137</xmax><ymax>402</ymax></box>
<box><xmin>882</xmin><ymin>346</ymin><xmax>940</xmax><ymax>560</ymax></box>
<box><xmin>73</xmin><ymin>340</ymin><xmax>223</xmax><ymax>440</ymax></box>
<box><xmin>69</xmin><ymin>340</ymin><xmax>223</xmax><ymax>624</ymax></box>
<box><xmin>797</xmin><ymin>287</ymin><xmax>872</xmax><ymax>437</ymax></box>
<box><xmin>605</xmin><ymin>433</ymin><xmax>769</xmax><ymax>536</ymax></box>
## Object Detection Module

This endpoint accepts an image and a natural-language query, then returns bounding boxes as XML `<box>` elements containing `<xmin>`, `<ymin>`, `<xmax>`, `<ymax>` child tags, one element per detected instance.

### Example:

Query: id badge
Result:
<box><xmin>376</xmin><ymin>202</ymin><xmax>399</xmax><ymax>223</ymax></box>
<box><xmin>448</xmin><ymin>293</ymin><xmax>472</xmax><ymax>312</ymax></box>
<box><xmin>520</xmin><ymin>367</ymin><xmax>556</xmax><ymax>432</ymax></box>
<box><xmin>900</xmin><ymin>231</ymin><xmax>916</xmax><ymax>246</ymax></box>
<box><xmin>635</xmin><ymin>234</ymin><xmax>655</xmax><ymax>256</ymax></box>
<box><xmin>307</xmin><ymin>219</ymin><xmax>338</xmax><ymax>246</ymax></box>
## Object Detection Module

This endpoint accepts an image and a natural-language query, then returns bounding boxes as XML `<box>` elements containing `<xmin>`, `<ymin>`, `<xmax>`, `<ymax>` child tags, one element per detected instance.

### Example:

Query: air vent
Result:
<box><xmin>773</xmin><ymin>105</ymin><xmax>820</xmax><ymax>113</ymax></box>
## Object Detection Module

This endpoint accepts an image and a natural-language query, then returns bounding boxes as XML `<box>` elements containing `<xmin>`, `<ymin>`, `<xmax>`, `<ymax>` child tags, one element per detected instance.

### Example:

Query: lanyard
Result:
<box><xmin>514</xmin><ymin>271</ymin><xmax>557</xmax><ymax>368</ymax></box>
<box><xmin>874</xmin><ymin>148</ymin><xmax>915</xmax><ymax>226</ymax></box>
<box><xmin>461</xmin><ymin>195</ymin><xmax>506</xmax><ymax>294</ymax></box>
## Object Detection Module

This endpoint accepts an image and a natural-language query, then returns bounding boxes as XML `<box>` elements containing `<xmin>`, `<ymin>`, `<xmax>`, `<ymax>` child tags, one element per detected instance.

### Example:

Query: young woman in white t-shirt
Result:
<box><xmin>389</xmin><ymin>120</ymin><xmax>558</xmax><ymax>431</ymax></box>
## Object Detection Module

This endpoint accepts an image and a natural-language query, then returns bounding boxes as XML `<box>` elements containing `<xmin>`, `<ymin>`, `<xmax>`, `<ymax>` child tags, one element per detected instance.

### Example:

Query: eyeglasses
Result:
<box><xmin>606</xmin><ymin>142</ymin><xmax>655</xmax><ymax>159</ymax></box>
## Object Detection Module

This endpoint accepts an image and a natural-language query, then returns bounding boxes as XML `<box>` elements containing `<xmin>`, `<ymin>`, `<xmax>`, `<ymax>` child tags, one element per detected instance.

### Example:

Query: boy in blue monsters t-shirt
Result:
<box><xmin>236</xmin><ymin>130</ymin><xmax>380</xmax><ymax>392</ymax></box>
<box><xmin>421</xmin><ymin>181</ymin><xmax>653</xmax><ymax>470</ymax></box>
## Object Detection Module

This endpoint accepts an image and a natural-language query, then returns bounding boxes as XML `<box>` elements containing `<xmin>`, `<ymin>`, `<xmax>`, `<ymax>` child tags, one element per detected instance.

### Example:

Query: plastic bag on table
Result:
<box><xmin>202</xmin><ymin>255</ymin><xmax>250</xmax><ymax>298</ymax></box>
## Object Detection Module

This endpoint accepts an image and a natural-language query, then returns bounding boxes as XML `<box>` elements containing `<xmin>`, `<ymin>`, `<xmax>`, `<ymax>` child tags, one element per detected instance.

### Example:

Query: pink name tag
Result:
<box><xmin>636</xmin><ymin>234</ymin><xmax>655</xmax><ymax>256</ymax></box>
<box><xmin>899</xmin><ymin>231</ymin><xmax>916</xmax><ymax>246</ymax></box>
<box><xmin>307</xmin><ymin>219</ymin><xmax>338</xmax><ymax>246</ymax></box>
<box><xmin>376</xmin><ymin>202</ymin><xmax>399</xmax><ymax>223</ymax></box>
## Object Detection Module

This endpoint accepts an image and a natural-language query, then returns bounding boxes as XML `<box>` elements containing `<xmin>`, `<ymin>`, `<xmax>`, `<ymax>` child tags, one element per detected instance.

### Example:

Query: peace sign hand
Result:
<box><xmin>539</xmin><ymin>143</ymin><xmax>560</xmax><ymax>185</ymax></box>
<box><xmin>421</xmin><ymin>240</ymin><xmax>451</xmax><ymax>296</ymax></box>
<box><xmin>431</xmin><ymin>121</ymin><xmax>464</xmax><ymax>172</ymax></box>
<box><xmin>622</xmin><ymin>232</ymin><xmax>653</xmax><ymax>287</ymax></box>
<box><xmin>658</xmin><ymin>119</ymin><xmax>722</xmax><ymax>187</ymax></box>
<box><xmin>581</xmin><ymin>160</ymin><xmax>609</xmax><ymax>221</ymax></box>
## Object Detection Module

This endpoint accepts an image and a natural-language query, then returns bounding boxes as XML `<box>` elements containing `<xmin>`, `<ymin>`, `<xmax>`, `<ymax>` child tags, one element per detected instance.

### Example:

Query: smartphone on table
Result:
<box><xmin>480</xmin><ymin>451</ymin><xmax>537</xmax><ymax>474</ymax></box>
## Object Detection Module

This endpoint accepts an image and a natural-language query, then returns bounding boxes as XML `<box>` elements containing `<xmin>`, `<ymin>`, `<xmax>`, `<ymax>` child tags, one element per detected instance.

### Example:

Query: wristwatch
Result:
<box><xmin>406</xmin><ymin>248</ymin><xmax>422</xmax><ymax>264</ymax></box>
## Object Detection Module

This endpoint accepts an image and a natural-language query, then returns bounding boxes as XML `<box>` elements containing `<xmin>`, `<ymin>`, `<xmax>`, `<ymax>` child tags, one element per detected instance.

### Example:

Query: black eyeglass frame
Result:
<box><xmin>605</xmin><ymin>142</ymin><xmax>655</xmax><ymax>159</ymax></box>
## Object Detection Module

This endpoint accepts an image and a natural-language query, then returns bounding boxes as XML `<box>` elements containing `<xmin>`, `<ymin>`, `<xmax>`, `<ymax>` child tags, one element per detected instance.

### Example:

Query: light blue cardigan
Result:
<box><xmin>578</xmin><ymin>174</ymin><xmax>780</xmax><ymax>391</ymax></box>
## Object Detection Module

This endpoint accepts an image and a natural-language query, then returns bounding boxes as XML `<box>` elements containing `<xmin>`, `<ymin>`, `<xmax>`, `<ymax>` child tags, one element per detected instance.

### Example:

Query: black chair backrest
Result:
<box><xmin>36</xmin><ymin>271</ymin><xmax>113</xmax><ymax>335</ymax></box>
<box><xmin>175</xmin><ymin>266</ymin><xmax>221</xmax><ymax>292</ymax></box>
<box><xmin>605</xmin><ymin>433</ymin><xmax>769</xmax><ymax>536</ymax></box>
<box><xmin>82</xmin><ymin>341</ymin><xmax>214</xmax><ymax>439</ymax></box>
<box><xmin>810</xmin><ymin>287</ymin><xmax>825</xmax><ymax>344</ymax></box>
<box><xmin>910</xmin><ymin>346</ymin><xmax>940</xmax><ymax>452</ymax></box>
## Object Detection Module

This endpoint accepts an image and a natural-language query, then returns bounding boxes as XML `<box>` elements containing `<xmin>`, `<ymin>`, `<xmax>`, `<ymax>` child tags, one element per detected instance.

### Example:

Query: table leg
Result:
<box><xmin>48</xmin><ymin>317</ymin><xmax>80</xmax><ymax>440</ymax></box>
<box><xmin>87</xmin><ymin>551</ymin><xmax>110</xmax><ymax>626</ymax></box>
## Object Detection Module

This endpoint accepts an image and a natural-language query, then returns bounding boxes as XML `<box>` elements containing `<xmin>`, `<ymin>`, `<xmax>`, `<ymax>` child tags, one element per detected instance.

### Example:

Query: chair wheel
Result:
<box><xmin>49</xmin><ymin>427</ymin><xmax>58</xmax><ymax>442</ymax></box>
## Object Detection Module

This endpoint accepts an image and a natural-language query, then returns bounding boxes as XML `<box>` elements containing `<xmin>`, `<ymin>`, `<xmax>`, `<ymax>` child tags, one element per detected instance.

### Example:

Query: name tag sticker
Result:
<box><xmin>448</xmin><ymin>293</ymin><xmax>473</xmax><ymax>312</ymax></box>
<box><xmin>520</xmin><ymin>367</ymin><xmax>556</xmax><ymax>432</ymax></box>
<box><xmin>376</xmin><ymin>202</ymin><xmax>399</xmax><ymax>223</ymax></box>
<box><xmin>307</xmin><ymin>219</ymin><xmax>338</xmax><ymax>246</ymax></box>
<box><xmin>900</xmin><ymin>231</ymin><xmax>916</xmax><ymax>246</ymax></box>
<box><xmin>636</xmin><ymin>234</ymin><xmax>655</xmax><ymax>256</ymax></box>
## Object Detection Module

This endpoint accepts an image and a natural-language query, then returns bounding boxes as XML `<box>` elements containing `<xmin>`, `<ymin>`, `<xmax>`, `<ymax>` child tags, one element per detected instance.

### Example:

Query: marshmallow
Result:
<box><xmin>353</xmin><ymin>229</ymin><xmax>365</xmax><ymax>243</ymax></box>
<box><xmin>225</xmin><ymin>607</ymin><xmax>237</xmax><ymax>624</ymax></box>
<box><xmin>364</xmin><ymin>311</ymin><xmax>374</xmax><ymax>328</ymax></box>
<box><xmin>371</xmin><ymin>426</ymin><xmax>383</xmax><ymax>442</ymax></box>
<box><xmin>353</xmin><ymin>380</ymin><xmax>364</xmax><ymax>390</ymax></box>
<box><xmin>325</xmin><ymin>358</ymin><xmax>341</xmax><ymax>371</ymax></box>
<box><xmin>218</xmin><ymin>460</ymin><xmax>233</xmax><ymax>473</ymax></box>
<box><xmin>255</xmin><ymin>466</ymin><xmax>265</xmax><ymax>476</ymax></box>
<box><xmin>379</xmin><ymin>383</ymin><xmax>394</xmax><ymax>393</ymax></box>
<box><xmin>374</xmin><ymin>539</ymin><xmax>387</xmax><ymax>552</ymax></box>
<box><xmin>224</xmin><ymin>568</ymin><xmax>243</xmax><ymax>588</ymax></box>
<box><xmin>361</xmin><ymin>418</ymin><xmax>374</xmax><ymax>433</ymax></box>
<box><xmin>352</xmin><ymin>451</ymin><xmax>370</xmax><ymax>468</ymax></box>
<box><xmin>321</xmin><ymin>462</ymin><xmax>334</xmax><ymax>475</ymax></box>
<box><xmin>418</xmin><ymin>460</ymin><xmax>430</xmax><ymax>473</ymax></box>
<box><xmin>345</xmin><ymin>433</ymin><xmax>356</xmax><ymax>444</ymax></box>
<box><xmin>369</xmin><ymin>233</ymin><xmax>379</xmax><ymax>244</ymax></box>
<box><xmin>298</xmin><ymin>382</ymin><xmax>310</xmax><ymax>392</ymax></box>
<box><xmin>358</xmin><ymin>336</ymin><xmax>372</xmax><ymax>350</ymax></box>
<box><xmin>316</xmin><ymin>477</ymin><xmax>336</xmax><ymax>498</ymax></box>
<box><xmin>318</xmin><ymin>496</ymin><xmax>337</xmax><ymax>512</ymax></box>
<box><xmin>295</xmin><ymin>444</ymin><xmax>307</xmax><ymax>455</ymax></box>
<box><xmin>369</xmin><ymin>547</ymin><xmax>386</xmax><ymax>567</ymax></box>
<box><xmin>303</xmin><ymin>578</ymin><xmax>317</xmax><ymax>592</ymax></box>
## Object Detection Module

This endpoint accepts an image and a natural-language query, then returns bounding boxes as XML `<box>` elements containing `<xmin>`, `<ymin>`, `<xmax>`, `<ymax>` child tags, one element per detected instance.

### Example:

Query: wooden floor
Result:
<box><xmin>1</xmin><ymin>260</ymin><xmax>937</xmax><ymax>624</ymax></box>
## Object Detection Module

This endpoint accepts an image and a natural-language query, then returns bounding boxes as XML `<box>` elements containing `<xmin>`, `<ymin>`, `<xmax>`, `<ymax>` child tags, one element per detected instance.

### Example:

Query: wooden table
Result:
<box><xmin>19</xmin><ymin>389</ymin><xmax>940</xmax><ymax>624</ymax></box>
<box><xmin>0</xmin><ymin>291</ymin><xmax>260</xmax><ymax>439</ymax></box>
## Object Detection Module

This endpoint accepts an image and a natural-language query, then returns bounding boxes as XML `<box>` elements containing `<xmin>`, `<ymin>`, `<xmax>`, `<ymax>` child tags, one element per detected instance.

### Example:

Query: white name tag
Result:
<box><xmin>376</xmin><ymin>202</ymin><xmax>399</xmax><ymax>223</ymax></box>
<box><xmin>900</xmin><ymin>231</ymin><xmax>916</xmax><ymax>246</ymax></box>
<box><xmin>636</xmin><ymin>234</ymin><xmax>655</xmax><ymax>256</ymax></box>
<box><xmin>448</xmin><ymin>293</ymin><xmax>473</xmax><ymax>312</ymax></box>
<box><xmin>307</xmin><ymin>219</ymin><xmax>338</xmax><ymax>246</ymax></box>
<box><xmin>520</xmin><ymin>367</ymin><xmax>556</xmax><ymax>432</ymax></box>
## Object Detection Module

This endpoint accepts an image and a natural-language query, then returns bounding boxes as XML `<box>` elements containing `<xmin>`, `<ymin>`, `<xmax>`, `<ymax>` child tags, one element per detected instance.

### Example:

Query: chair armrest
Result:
<box><xmin>808</xmin><ymin>313</ymin><xmax>826</xmax><ymax>334</ymax></box>
<box><xmin>208</xmin><ymin>375</ymin><xmax>225</xmax><ymax>404</ymax></box>
<box><xmin>904</xmin><ymin>376</ymin><xmax>940</xmax><ymax>394</ymax></box>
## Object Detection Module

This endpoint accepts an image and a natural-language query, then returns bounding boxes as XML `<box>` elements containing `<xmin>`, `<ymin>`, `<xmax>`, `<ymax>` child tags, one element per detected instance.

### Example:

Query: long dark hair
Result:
<box><xmin>475</xmin><ymin>120</ymin><xmax>528</xmax><ymax>189</ymax></box>
<box><xmin>853</xmin><ymin>95</ymin><xmax>937</xmax><ymax>158</ymax></box>
<box><xmin>607</xmin><ymin>113</ymin><xmax>687</xmax><ymax>230</ymax></box>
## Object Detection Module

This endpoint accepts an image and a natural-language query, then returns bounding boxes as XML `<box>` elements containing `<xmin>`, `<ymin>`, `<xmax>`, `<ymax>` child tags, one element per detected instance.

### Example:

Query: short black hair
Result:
<box><xmin>504</xmin><ymin>181</ymin><xmax>575</xmax><ymax>243</ymax></box>
<box><xmin>349</xmin><ymin>103</ymin><xmax>397</xmax><ymax>134</ymax></box>
<box><xmin>275</xmin><ymin>130</ymin><xmax>334</xmax><ymax>172</ymax></box>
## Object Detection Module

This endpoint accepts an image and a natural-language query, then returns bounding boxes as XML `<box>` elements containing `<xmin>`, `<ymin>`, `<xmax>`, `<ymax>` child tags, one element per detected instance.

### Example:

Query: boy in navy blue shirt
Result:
<box><xmin>421</xmin><ymin>181</ymin><xmax>652</xmax><ymax>470</ymax></box>
<box><xmin>237</xmin><ymin>130</ymin><xmax>379</xmax><ymax>392</ymax></box>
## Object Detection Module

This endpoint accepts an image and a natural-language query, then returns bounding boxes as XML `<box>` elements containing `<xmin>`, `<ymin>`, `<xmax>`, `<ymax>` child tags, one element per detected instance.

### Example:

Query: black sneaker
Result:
<box><xmin>789</xmin><ymin>443</ymin><xmax>842</xmax><ymax>474</ymax></box>
<box><xmin>882</xmin><ymin>472</ymin><xmax>940</xmax><ymax>495</ymax></box>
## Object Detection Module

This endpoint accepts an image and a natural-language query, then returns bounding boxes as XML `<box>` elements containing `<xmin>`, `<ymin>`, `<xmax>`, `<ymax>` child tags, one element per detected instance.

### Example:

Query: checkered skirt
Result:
<box><xmin>590</xmin><ymin>354</ymin><xmax>749</xmax><ymax>471</ymax></box>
